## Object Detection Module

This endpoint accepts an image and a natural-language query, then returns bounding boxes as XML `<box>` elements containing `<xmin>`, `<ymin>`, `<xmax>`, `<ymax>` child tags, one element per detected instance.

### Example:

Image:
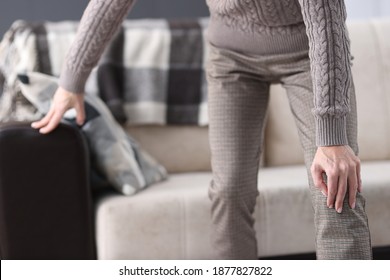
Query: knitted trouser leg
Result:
<box><xmin>281</xmin><ymin>69</ymin><xmax>373</xmax><ymax>259</ymax></box>
<box><xmin>206</xmin><ymin>43</ymin><xmax>270</xmax><ymax>259</ymax></box>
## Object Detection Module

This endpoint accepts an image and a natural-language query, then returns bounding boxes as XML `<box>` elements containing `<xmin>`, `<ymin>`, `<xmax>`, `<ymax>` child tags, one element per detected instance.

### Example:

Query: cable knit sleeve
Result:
<box><xmin>59</xmin><ymin>0</ymin><xmax>136</xmax><ymax>94</ymax></box>
<box><xmin>298</xmin><ymin>0</ymin><xmax>353</xmax><ymax>146</ymax></box>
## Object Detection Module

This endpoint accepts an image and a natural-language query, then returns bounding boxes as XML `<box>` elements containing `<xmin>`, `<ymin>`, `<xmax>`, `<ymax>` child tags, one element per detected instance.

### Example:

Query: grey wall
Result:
<box><xmin>1</xmin><ymin>0</ymin><xmax>390</xmax><ymax>37</ymax></box>
<box><xmin>0</xmin><ymin>0</ymin><xmax>210</xmax><ymax>37</ymax></box>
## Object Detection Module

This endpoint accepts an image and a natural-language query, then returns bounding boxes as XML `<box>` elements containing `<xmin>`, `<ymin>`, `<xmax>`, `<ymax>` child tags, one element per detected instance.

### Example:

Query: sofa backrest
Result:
<box><xmin>127</xmin><ymin>19</ymin><xmax>390</xmax><ymax>172</ymax></box>
<box><xmin>2</xmin><ymin>19</ymin><xmax>389</xmax><ymax>173</ymax></box>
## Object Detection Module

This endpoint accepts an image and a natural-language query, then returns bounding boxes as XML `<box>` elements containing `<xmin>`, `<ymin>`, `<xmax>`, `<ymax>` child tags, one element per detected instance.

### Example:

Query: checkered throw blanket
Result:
<box><xmin>0</xmin><ymin>18</ymin><xmax>210</xmax><ymax>125</ymax></box>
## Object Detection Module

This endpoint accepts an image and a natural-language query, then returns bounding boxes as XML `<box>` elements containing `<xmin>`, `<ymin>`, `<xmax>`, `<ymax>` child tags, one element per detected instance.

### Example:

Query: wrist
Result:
<box><xmin>318</xmin><ymin>145</ymin><xmax>354</xmax><ymax>161</ymax></box>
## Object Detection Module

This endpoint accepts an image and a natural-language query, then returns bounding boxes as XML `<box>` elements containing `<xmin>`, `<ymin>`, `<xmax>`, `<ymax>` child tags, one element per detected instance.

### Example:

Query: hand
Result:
<box><xmin>31</xmin><ymin>86</ymin><xmax>85</xmax><ymax>134</ymax></box>
<box><xmin>311</xmin><ymin>145</ymin><xmax>362</xmax><ymax>213</ymax></box>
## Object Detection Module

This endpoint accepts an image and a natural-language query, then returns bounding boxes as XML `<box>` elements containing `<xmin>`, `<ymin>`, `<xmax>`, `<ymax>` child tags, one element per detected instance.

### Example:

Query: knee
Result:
<box><xmin>315</xmin><ymin>198</ymin><xmax>372</xmax><ymax>260</ymax></box>
<box><xmin>208</xmin><ymin>178</ymin><xmax>259</xmax><ymax>210</ymax></box>
<box><xmin>314</xmin><ymin>192</ymin><xmax>369</xmax><ymax>231</ymax></box>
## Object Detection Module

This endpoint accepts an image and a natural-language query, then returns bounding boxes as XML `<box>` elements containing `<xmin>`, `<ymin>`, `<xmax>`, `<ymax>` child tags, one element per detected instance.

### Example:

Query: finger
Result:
<box><xmin>75</xmin><ymin>98</ymin><xmax>86</xmax><ymax>126</ymax></box>
<box><xmin>31</xmin><ymin>107</ymin><xmax>55</xmax><ymax>129</ymax></box>
<box><xmin>312</xmin><ymin>167</ymin><xmax>328</xmax><ymax>197</ymax></box>
<box><xmin>348</xmin><ymin>167</ymin><xmax>358</xmax><ymax>209</ymax></box>
<box><xmin>39</xmin><ymin>110</ymin><xmax>64</xmax><ymax>134</ymax></box>
<box><xmin>326</xmin><ymin>170</ymin><xmax>338</xmax><ymax>209</ymax></box>
<box><xmin>357</xmin><ymin>161</ymin><xmax>362</xmax><ymax>193</ymax></box>
<box><xmin>320</xmin><ymin>174</ymin><xmax>329</xmax><ymax>197</ymax></box>
<box><xmin>335</xmin><ymin>171</ymin><xmax>348</xmax><ymax>213</ymax></box>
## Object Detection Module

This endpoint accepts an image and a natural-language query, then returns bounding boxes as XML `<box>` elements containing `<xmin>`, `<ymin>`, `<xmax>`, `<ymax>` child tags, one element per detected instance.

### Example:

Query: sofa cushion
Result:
<box><xmin>95</xmin><ymin>160</ymin><xmax>390</xmax><ymax>259</ymax></box>
<box><xmin>125</xmin><ymin>125</ymin><xmax>267</xmax><ymax>173</ymax></box>
<box><xmin>125</xmin><ymin>125</ymin><xmax>211</xmax><ymax>173</ymax></box>
<box><xmin>264</xmin><ymin>84</ymin><xmax>304</xmax><ymax>167</ymax></box>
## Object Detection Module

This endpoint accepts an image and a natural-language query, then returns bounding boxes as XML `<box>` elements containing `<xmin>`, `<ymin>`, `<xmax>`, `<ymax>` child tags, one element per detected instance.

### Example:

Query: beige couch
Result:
<box><xmin>94</xmin><ymin>19</ymin><xmax>390</xmax><ymax>259</ymax></box>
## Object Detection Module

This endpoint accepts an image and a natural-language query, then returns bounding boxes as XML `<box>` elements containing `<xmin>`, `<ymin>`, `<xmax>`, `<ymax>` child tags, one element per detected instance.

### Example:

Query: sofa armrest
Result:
<box><xmin>0</xmin><ymin>122</ymin><xmax>96</xmax><ymax>259</ymax></box>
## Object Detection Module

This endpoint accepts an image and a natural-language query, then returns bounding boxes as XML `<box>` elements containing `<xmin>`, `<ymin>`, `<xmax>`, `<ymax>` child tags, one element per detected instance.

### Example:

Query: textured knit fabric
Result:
<box><xmin>206</xmin><ymin>41</ymin><xmax>372</xmax><ymax>260</ymax></box>
<box><xmin>205</xmin><ymin>0</ymin><xmax>353</xmax><ymax>147</ymax></box>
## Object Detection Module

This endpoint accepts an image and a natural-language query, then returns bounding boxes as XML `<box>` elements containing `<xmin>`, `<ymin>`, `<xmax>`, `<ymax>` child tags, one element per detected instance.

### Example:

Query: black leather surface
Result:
<box><xmin>0</xmin><ymin>122</ymin><xmax>96</xmax><ymax>259</ymax></box>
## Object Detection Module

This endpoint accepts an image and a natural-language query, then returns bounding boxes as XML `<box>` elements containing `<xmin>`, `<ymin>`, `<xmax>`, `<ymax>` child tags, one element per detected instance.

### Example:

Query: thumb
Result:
<box><xmin>74</xmin><ymin>95</ymin><xmax>86</xmax><ymax>126</ymax></box>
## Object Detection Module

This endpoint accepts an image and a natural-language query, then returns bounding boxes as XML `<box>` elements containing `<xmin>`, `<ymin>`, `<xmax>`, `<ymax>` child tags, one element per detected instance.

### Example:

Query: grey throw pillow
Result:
<box><xmin>18</xmin><ymin>71</ymin><xmax>168</xmax><ymax>195</ymax></box>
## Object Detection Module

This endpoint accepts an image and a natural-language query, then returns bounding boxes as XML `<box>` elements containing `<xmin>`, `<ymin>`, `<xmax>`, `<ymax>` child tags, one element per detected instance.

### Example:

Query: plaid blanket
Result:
<box><xmin>0</xmin><ymin>18</ymin><xmax>210</xmax><ymax>125</ymax></box>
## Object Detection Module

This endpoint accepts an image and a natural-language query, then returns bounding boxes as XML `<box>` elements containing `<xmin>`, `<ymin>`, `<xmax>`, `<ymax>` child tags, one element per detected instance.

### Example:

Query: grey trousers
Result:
<box><xmin>205</xmin><ymin>41</ymin><xmax>373</xmax><ymax>260</ymax></box>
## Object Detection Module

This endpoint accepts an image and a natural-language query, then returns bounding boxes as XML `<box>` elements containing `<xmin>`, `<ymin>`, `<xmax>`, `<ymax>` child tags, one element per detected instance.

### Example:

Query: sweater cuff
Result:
<box><xmin>315</xmin><ymin>115</ymin><xmax>348</xmax><ymax>146</ymax></box>
<box><xmin>58</xmin><ymin>64</ymin><xmax>90</xmax><ymax>94</ymax></box>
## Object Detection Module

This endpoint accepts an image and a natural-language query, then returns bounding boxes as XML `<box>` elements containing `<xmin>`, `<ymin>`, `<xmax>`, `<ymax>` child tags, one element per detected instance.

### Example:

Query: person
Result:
<box><xmin>31</xmin><ymin>0</ymin><xmax>372</xmax><ymax>260</ymax></box>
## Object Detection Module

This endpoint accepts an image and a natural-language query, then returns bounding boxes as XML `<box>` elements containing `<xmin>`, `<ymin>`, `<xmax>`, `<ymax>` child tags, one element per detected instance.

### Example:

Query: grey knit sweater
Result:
<box><xmin>59</xmin><ymin>0</ymin><xmax>353</xmax><ymax>147</ymax></box>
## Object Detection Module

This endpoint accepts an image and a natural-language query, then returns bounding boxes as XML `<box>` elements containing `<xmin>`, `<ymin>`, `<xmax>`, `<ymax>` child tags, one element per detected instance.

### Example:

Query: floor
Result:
<box><xmin>259</xmin><ymin>246</ymin><xmax>390</xmax><ymax>260</ymax></box>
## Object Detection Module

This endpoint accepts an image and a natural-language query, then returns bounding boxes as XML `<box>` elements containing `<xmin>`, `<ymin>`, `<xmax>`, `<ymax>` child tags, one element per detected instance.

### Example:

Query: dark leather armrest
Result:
<box><xmin>0</xmin><ymin>122</ymin><xmax>96</xmax><ymax>259</ymax></box>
